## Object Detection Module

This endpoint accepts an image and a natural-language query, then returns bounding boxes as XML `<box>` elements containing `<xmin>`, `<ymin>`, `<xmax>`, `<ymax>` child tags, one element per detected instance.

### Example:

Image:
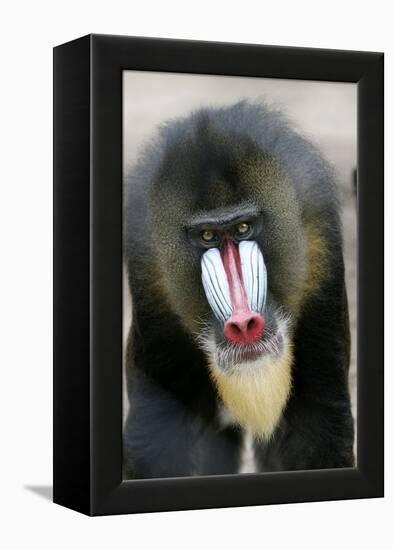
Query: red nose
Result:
<box><xmin>224</xmin><ymin>311</ymin><xmax>265</xmax><ymax>345</ymax></box>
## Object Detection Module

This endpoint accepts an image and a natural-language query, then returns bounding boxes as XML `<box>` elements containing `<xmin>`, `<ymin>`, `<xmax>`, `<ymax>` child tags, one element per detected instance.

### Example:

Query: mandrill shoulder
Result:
<box><xmin>300</xmin><ymin>208</ymin><xmax>343</xmax><ymax>305</ymax></box>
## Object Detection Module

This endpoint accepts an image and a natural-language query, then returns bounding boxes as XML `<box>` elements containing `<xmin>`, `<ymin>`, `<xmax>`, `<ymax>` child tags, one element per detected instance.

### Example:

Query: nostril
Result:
<box><xmin>229</xmin><ymin>323</ymin><xmax>241</xmax><ymax>335</ymax></box>
<box><xmin>247</xmin><ymin>318</ymin><xmax>256</xmax><ymax>331</ymax></box>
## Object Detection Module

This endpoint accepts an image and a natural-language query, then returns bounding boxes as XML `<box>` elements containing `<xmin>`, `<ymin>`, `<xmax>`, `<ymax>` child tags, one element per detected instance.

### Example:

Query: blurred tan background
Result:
<box><xmin>123</xmin><ymin>71</ymin><xmax>357</xmax><ymax>457</ymax></box>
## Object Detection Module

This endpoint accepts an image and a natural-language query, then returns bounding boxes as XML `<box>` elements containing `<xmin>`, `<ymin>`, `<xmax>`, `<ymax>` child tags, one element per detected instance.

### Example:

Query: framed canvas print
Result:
<box><xmin>53</xmin><ymin>34</ymin><xmax>384</xmax><ymax>516</ymax></box>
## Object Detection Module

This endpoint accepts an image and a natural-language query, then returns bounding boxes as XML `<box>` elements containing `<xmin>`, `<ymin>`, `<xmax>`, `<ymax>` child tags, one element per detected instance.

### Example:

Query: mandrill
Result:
<box><xmin>123</xmin><ymin>101</ymin><xmax>354</xmax><ymax>479</ymax></box>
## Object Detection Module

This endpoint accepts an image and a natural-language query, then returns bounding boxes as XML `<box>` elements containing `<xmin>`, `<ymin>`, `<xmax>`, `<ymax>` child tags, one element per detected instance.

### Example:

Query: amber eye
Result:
<box><xmin>201</xmin><ymin>230</ymin><xmax>216</xmax><ymax>242</ymax></box>
<box><xmin>235</xmin><ymin>222</ymin><xmax>251</xmax><ymax>236</ymax></box>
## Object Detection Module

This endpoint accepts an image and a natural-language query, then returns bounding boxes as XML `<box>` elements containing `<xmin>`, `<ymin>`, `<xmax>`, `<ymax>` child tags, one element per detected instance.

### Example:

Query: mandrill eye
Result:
<box><xmin>201</xmin><ymin>229</ymin><xmax>216</xmax><ymax>242</ymax></box>
<box><xmin>235</xmin><ymin>222</ymin><xmax>251</xmax><ymax>237</ymax></box>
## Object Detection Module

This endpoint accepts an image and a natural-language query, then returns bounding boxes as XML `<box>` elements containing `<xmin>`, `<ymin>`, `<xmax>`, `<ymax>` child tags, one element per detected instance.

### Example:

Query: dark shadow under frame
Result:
<box><xmin>53</xmin><ymin>34</ymin><xmax>384</xmax><ymax>516</ymax></box>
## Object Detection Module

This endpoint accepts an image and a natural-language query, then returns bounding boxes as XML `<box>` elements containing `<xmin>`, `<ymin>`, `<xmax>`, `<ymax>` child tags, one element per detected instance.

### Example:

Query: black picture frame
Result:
<box><xmin>53</xmin><ymin>34</ymin><xmax>384</xmax><ymax>516</ymax></box>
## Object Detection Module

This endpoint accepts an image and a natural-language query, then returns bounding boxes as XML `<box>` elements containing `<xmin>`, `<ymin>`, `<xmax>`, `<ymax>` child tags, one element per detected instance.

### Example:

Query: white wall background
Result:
<box><xmin>0</xmin><ymin>1</ymin><xmax>391</xmax><ymax>549</ymax></box>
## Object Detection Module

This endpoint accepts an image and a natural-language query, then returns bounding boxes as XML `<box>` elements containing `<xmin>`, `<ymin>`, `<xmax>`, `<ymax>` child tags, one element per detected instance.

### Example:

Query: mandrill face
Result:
<box><xmin>188</xmin><ymin>206</ymin><xmax>287</xmax><ymax>373</ymax></box>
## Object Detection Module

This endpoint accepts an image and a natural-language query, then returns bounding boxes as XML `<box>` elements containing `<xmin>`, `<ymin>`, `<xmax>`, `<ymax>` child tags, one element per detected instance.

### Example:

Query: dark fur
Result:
<box><xmin>123</xmin><ymin>101</ymin><xmax>354</xmax><ymax>478</ymax></box>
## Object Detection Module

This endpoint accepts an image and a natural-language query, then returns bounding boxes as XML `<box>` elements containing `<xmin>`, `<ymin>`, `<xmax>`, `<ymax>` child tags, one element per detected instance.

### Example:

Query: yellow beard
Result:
<box><xmin>209</xmin><ymin>340</ymin><xmax>293</xmax><ymax>441</ymax></box>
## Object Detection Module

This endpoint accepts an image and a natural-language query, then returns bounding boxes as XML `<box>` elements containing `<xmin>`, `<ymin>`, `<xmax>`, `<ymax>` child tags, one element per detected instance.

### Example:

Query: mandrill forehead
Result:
<box><xmin>153</xmin><ymin>139</ymin><xmax>291</xmax><ymax>219</ymax></box>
